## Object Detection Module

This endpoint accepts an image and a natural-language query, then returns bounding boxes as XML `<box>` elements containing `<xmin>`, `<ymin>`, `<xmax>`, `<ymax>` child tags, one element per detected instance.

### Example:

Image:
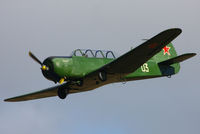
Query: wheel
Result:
<box><xmin>57</xmin><ymin>88</ymin><xmax>68</xmax><ymax>99</ymax></box>
<box><xmin>98</xmin><ymin>71</ymin><xmax>107</xmax><ymax>81</ymax></box>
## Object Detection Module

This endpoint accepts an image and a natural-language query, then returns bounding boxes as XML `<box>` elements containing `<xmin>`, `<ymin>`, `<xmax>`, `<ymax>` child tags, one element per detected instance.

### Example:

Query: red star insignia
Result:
<box><xmin>163</xmin><ymin>46</ymin><xmax>171</xmax><ymax>55</ymax></box>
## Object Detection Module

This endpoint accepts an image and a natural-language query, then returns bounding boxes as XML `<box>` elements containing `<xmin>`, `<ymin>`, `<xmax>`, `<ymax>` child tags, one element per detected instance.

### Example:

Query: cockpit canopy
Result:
<box><xmin>71</xmin><ymin>49</ymin><xmax>118</xmax><ymax>59</ymax></box>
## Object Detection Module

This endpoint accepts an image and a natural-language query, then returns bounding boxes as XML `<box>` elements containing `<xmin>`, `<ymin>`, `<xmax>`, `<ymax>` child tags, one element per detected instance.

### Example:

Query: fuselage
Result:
<box><xmin>42</xmin><ymin>44</ymin><xmax>181</xmax><ymax>83</ymax></box>
<box><xmin>42</xmin><ymin>55</ymin><xmax>180</xmax><ymax>83</ymax></box>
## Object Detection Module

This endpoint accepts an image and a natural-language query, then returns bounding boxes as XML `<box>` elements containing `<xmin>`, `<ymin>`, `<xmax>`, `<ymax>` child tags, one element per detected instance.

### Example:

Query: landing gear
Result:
<box><xmin>98</xmin><ymin>71</ymin><xmax>107</xmax><ymax>81</ymax></box>
<box><xmin>57</xmin><ymin>88</ymin><xmax>68</xmax><ymax>99</ymax></box>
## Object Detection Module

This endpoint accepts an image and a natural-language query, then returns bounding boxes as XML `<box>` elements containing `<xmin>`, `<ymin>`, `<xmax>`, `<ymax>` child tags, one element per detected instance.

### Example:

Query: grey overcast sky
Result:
<box><xmin>0</xmin><ymin>0</ymin><xmax>199</xmax><ymax>134</ymax></box>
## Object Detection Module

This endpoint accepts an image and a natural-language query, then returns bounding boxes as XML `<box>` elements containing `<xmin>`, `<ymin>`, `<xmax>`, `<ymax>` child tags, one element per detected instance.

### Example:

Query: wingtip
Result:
<box><xmin>28</xmin><ymin>51</ymin><xmax>32</xmax><ymax>56</ymax></box>
<box><xmin>168</xmin><ymin>28</ymin><xmax>182</xmax><ymax>35</ymax></box>
<box><xmin>173</xmin><ymin>28</ymin><xmax>182</xmax><ymax>31</ymax></box>
<box><xmin>184</xmin><ymin>53</ymin><xmax>197</xmax><ymax>57</ymax></box>
<box><xmin>192</xmin><ymin>53</ymin><xmax>197</xmax><ymax>56</ymax></box>
<box><xmin>4</xmin><ymin>99</ymin><xmax>19</xmax><ymax>102</ymax></box>
<box><xmin>4</xmin><ymin>97</ymin><xmax>18</xmax><ymax>102</ymax></box>
<box><xmin>4</xmin><ymin>98</ymin><xmax>10</xmax><ymax>102</ymax></box>
<box><xmin>159</xmin><ymin>28</ymin><xmax>182</xmax><ymax>41</ymax></box>
<box><xmin>189</xmin><ymin>53</ymin><xmax>197</xmax><ymax>57</ymax></box>
<box><xmin>175</xmin><ymin>28</ymin><xmax>182</xmax><ymax>34</ymax></box>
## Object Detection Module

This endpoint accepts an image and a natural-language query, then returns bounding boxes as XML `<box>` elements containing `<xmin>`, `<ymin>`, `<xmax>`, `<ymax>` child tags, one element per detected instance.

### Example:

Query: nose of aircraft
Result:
<box><xmin>42</xmin><ymin>57</ymin><xmax>60</xmax><ymax>83</ymax></box>
<box><xmin>29</xmin><ymin>51</ymin><xmax>63</xmax><ymax>83</ymax></box>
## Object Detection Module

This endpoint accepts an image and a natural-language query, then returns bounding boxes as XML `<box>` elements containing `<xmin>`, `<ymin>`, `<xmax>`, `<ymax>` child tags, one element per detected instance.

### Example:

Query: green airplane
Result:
<box><xmin>4</xmin><ymin>28</ymin><xmax>196</xmax><ymax>102</ymax></box>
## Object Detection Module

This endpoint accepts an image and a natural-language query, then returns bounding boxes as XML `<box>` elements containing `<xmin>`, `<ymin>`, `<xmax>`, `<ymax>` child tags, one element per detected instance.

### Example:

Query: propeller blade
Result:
<box><xmin>29</xmin><ymin>51</ymin><xmax>43</xmax><ymax>66</ymax></box>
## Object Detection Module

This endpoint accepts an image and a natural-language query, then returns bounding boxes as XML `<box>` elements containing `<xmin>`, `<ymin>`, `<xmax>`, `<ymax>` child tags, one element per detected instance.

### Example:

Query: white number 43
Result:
<box><xmin>141</xmin><ymin>63</ymin><xmax>149</xmax><ymax>72</ymax></box>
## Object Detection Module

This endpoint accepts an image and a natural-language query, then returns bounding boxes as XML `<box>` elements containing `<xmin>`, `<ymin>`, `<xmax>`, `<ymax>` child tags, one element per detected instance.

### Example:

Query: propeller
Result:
<box><xmin>29</xmin><ymin>51</ymin><xmax>64</xmax><ymax>84</ymax></box>
<box><xmin>29</xmin><ymin>51</ymin><xmax>48</xmax><ymax>71</ymax></box>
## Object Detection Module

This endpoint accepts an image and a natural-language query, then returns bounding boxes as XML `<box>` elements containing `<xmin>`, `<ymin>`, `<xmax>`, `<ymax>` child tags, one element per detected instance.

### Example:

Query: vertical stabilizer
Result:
<box><xmin>152</xmin><ymin>43</ymin><xmax>178</xmax><ymax>62</ymax></box>
<box><xmin>152</xmin><ymin>43</ymin><xmax>180</xmax><ymax>76</ymax></box>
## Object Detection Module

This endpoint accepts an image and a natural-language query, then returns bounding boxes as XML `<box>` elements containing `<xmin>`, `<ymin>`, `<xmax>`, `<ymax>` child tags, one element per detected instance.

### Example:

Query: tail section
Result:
<box><xmin>152</xmin><ymin>43</ymin><xmax>178</xmax><ymax>62</ymax></box>
<box><xmin>152</xmin><ymin>43</ymin><xmax>196</xmax><ymax>77</ymax></box>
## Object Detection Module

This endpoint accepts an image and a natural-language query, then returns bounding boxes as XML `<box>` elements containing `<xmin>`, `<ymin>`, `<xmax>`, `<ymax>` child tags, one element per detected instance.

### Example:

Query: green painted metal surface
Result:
<box><xmin>48</xmin><ymin>43</ymin><xmax>180</xmax><ymax>81</ymax></box>
<box><xmin>52</xmin><ymin>56</ymin><xmax>113</xmax><ymax>78</ymax></box>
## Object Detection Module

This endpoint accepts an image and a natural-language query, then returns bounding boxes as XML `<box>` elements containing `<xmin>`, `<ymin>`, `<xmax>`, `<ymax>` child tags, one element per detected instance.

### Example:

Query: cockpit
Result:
<box><xmin>71</xmin><ymin>49</ymin><xmax>118</xmax><ymax>59</ymax></box>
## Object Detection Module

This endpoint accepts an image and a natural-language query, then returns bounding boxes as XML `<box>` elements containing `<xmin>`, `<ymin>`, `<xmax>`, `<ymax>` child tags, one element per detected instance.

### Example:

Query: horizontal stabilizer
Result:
<box><xmin>158</xmin><ymin>53</ymin><xmax>196</xmax><ymax>66</ymax></box>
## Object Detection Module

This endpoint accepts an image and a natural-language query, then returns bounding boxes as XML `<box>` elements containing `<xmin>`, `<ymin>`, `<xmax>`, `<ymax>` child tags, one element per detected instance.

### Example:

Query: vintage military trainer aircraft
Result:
<box><xmin>4</xmin><ymin>28</ymin><xmax>196</xmax><ymax>102</ymax></box>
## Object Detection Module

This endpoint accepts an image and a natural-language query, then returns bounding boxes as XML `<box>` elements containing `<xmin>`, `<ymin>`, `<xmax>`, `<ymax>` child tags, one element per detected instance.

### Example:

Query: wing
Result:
<box><xmin>87</xmin><ymin>28</ymin><xmax>182</xmax><ymax>76</ymax></box>
<box><xmin>4</xmin><ymin>84</ymin><xmax>64</xmax><ymax>102</ymax></box>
